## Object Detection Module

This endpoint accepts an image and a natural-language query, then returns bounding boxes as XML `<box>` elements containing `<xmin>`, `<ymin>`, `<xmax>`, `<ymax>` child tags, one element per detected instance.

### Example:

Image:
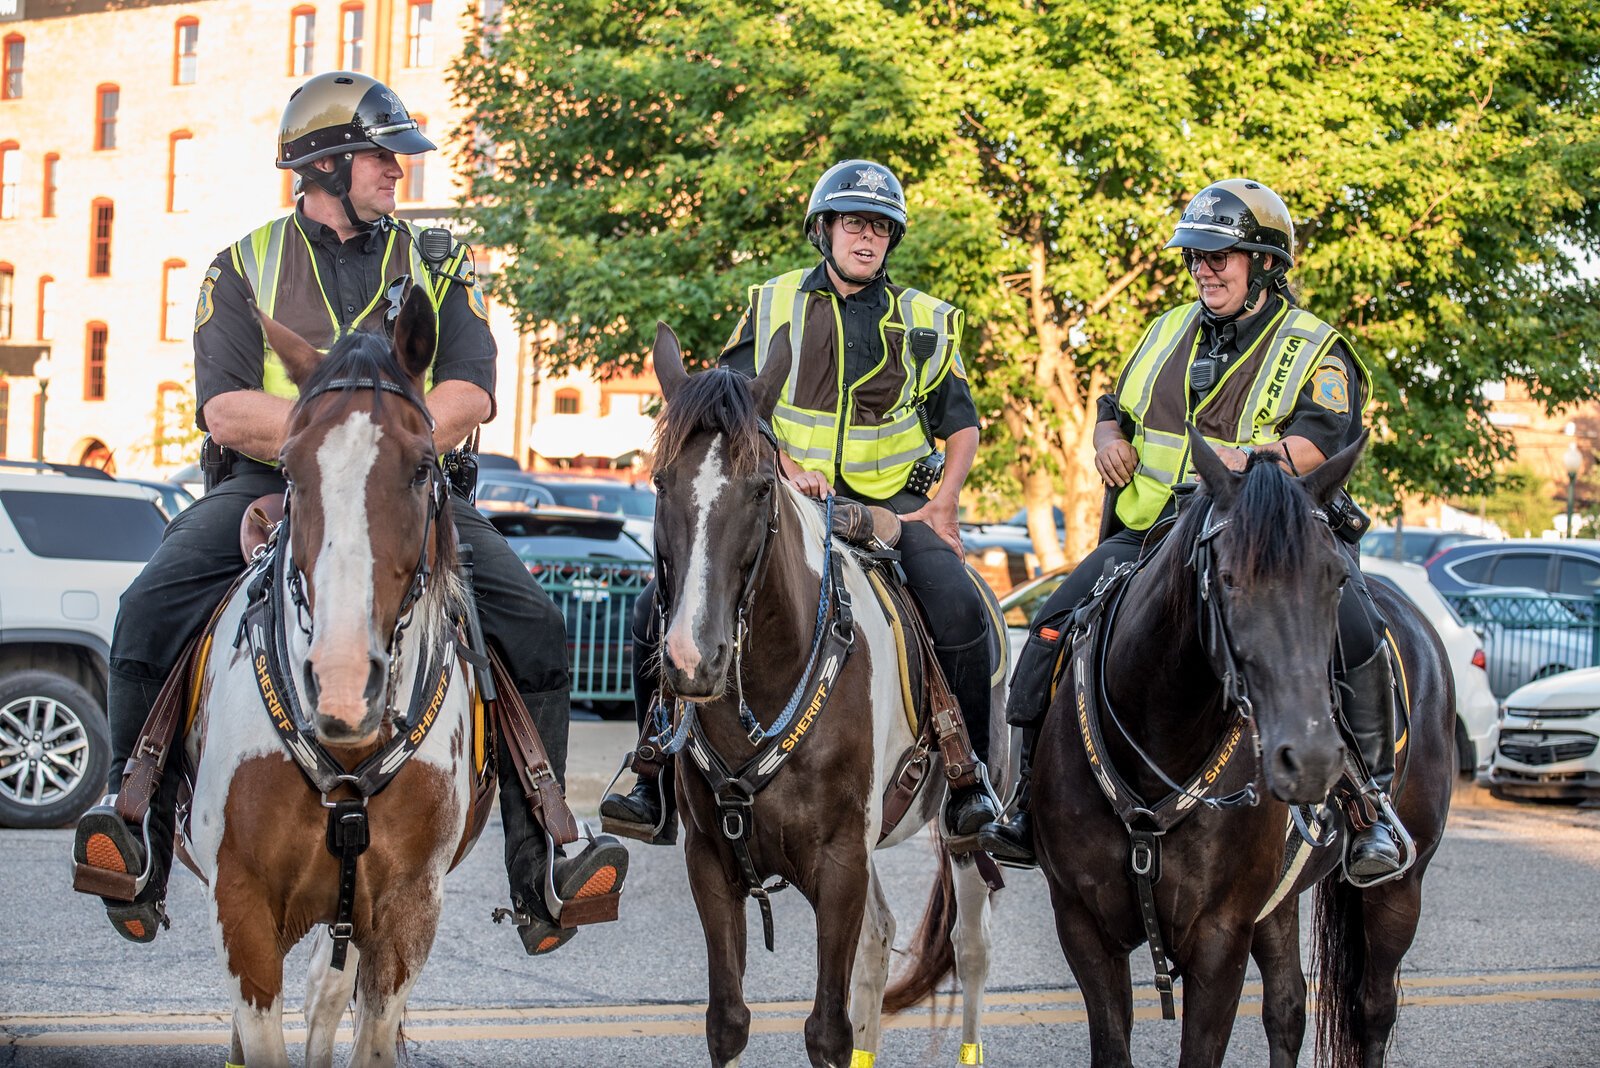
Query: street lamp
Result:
<box><xmin>1563</xmin><ymin>441</ymin><xmax>1583</xmax><ymax>539</ymax></box>
<box><xmin>31</xmin><ymin>354</ymin><xmax>54</xmax><ymax>462</ymax></box>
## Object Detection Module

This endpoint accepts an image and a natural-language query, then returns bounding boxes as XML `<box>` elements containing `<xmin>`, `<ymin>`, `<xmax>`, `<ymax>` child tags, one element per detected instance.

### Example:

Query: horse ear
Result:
<box><xmin>251</xmin><ymin>302</ymin><xmax>320</xmax><ymax>387</ymax></box>
<box><xmin>1300</xmin><ymin>430</ymin><xmax>1368</xmax><ymax>505</ymax></box>
<box><xmin>391</xmin><ymin>284</ymin><xmax>436</xmax><ymax>386</ymax></box>
<box><xmin>653</xmin><ymin>321</ymin><xmax>688</xmax><ymax>402</ymax></box>
<box><xmin>1186</xmin><ymin>423</ymin><xmax>1242</xmax><ymax>509</ymax></box>
<box><xmin>750</xmin><ymin>331</ymin><xmax>792</xmax><ymax>420</ymax></box>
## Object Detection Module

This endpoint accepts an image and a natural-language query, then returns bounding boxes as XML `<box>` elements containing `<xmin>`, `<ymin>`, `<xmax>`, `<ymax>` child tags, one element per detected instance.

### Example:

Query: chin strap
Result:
<box><xmin>298</xmin><ymin>155</ymin><xmax>367</xmax><ymax>230</ymax></box>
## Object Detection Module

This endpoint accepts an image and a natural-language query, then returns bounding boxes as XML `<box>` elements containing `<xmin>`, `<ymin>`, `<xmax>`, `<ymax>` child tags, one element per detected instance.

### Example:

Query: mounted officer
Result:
<box><xmin>979</xmin><ymin>178</ymin><xmax>1408</xmax><ymax>884</ymax></box>
<box><xmin>70</xmin><ymin>71</ymin><xmax>627</xmax><ymax>954</ymax></box>
<box><xmin>602</xmin><ymin>159</ymin><xmax>1000</xmax><ymax>842</ymax></box>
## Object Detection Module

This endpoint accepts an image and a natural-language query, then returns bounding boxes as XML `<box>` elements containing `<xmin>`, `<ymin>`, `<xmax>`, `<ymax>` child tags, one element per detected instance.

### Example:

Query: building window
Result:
<box><xmin>168</xmin><ymin>132</ymin><xmax>194</xmax><ymax>212</ymax></box>
<box><xmin>95</xmin><ymin>85</ymin><xmax>119</xmax><ymax>150</ymax></box>
<box><xmin>480</xmin><ymin>0</ymin><xmax>504</xmax><ymax>38</ymax></box>
<box><xmin>340</xmin><ymin>4</ymin><xmax>365</xmax><ymax>71</ymax></box>
<box><xmin>407</xmin><ymin>2</ymin><xmax>434</xmax><ymax>66</ymax></box>
<box><xmin>155</xmin><ymin>382</ymin><xmax>187</xmax><ymax>465</ymax></box>
<box><xmin>41</xmin><ymin>153</ymin><xmax>57</xmax><ymax>217</ymax></box>
<box><xmin>402</xmin><ymin>116</ymin><xmax>427</xmax><ymax>202</ymax></box>
<box><xmin>85</xmin><ymin>322</ymin><xmax>108</xmax><ymax>401</ymax></box>
<box><xmin>0</xmin><ymin>382</ymin><xmax>9</xmax><ymax>458</ymax></box>
<box><xmin>2</xmin><ymin>34</ymin><xmax>21</xmax><ymax>100</ymax></box>
<box><xmin>161</xmin><ymin>260</ymin><xmax>186</xmax><ymax>341</ymax></box>
<box><xmin>0</xmin><ymin>141</ymin><xmax>16</xmax><ymax>219</ymax></box>
<box><xmin>0</xmin><ymin>264</ymin><xmax>12</xmax><ymax>340</ymax></box>
<box><xmin>554</xmin><ymin>390</ymin><xmax>581</xmax><ymax>415</ymax></box>
<box><xmin>290</xmin><ymin>7</ymin><xmax>315</xmax><ymax>77</ymax></box>
<box><xmin>36</xmin><ymin>275</ymin><xmax>53</xmax><ymax>339</ymax></box>
<box><xmin>89</xmin><ymin>198</ymin><xmax>113</xmax><ymax>276</ymax></box>
<box><xmin>173</xmin><ymin>18</ymin><xmax>199</xmax><ymax>85</ymax></box>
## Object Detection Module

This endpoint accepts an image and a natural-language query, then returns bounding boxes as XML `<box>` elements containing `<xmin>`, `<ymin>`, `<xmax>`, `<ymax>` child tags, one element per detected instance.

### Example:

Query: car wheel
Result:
<box><xmin>592</xmin><ymin>700</ymin><xmax>636</xmax><ymax>722</ymax></box>
<box><xmin>0</xmin><ymin>671</ymin><xmax>111</xmax><ymax>829</ymax></box>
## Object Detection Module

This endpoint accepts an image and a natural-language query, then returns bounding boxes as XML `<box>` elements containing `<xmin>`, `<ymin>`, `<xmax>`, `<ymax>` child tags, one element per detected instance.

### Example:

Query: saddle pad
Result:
<box><xmin>864</xmin><ymin>570</ymin><xmax>922</xmax><ymax>736</ymax></box>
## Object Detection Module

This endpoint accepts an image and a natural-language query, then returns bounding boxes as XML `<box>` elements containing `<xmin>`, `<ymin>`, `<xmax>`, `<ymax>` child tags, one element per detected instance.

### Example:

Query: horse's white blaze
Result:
<box><xmin>308</xmin><ymin>411</ymin><xmax>385</xmax><ymax>726</ymax></box>
<box><xmin>664</xmin><ymin>443</ymin><xmax>728</xmax><ymax>679</ymax></box>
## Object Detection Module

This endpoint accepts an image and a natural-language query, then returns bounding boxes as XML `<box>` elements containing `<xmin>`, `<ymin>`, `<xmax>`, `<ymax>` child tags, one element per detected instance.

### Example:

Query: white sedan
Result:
<box><xmin>1489</xmin><ymin>666</ymin><xmax>1600</xmax><ymax>802</ymax></box>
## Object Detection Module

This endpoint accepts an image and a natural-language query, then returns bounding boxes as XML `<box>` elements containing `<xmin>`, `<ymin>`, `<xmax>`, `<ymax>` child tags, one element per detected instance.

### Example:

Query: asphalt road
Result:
<box><xmin>2</xmin><ymin>720</ymin><xmax>1597</xmax><ymax>1067</ymax></box>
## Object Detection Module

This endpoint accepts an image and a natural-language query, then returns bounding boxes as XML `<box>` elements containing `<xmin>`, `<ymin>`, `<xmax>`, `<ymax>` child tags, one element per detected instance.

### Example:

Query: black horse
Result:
<box><xmin>1034</xmin><ymin>429</ymin><xmax>1454</xmax><ymax>1068</ymax></box>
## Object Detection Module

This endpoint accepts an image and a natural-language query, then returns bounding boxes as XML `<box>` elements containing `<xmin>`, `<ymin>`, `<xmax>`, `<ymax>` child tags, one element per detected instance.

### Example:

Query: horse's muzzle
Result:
<box><xmin>305</xmin><ymin>651</ymin><xmax>389</xmax><ymax>745</ymax></box>
<box><xmin>1264</xmin><ymin>734</ymin><xmax>1346</xmax><ymax>804</ymax></box>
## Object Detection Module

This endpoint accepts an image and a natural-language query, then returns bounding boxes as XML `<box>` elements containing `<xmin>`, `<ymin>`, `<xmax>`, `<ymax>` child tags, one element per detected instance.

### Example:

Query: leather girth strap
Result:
<box><xmin>487</xmin><ymin>650</ymin><xmax>580</xmax><ymax>850</ymax></box>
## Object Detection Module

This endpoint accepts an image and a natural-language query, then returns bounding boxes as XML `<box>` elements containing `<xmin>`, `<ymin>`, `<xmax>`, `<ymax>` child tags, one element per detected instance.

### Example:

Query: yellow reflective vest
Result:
<box><xmin>748</xmin><ymin>269</ymin><xmax>964</xmax><ymax>500</ymax></box>
<box><xmin>1114</xmin><ymin>300</ymin><xmax>1371</xmax><ymax>531</ymax></box>
<box><xmin>229</xmin><ymin>214</ymin><xmax>466</xmax><ymax>398</ymax></box>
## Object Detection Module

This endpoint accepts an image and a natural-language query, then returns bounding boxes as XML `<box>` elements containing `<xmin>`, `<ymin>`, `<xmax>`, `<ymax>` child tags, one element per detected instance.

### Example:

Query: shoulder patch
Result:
<box><xmin>194</xmin><ymin>265</ymin><xmax>221</xmax><ymax>331</ymax></box>
<box><xmin>466</xmin><ymin>282</ymin><xmax>489</xmax><ymax>322</ymax></box>
<box><xmin>951</xmin><ymin>349</ymin><xmax>968</xmax><ymax>381</ymax></box>
<box><xmin>1311</xmin><ymin>362</ymin><xmax>1350</xmax><ymax>414</ymax></box>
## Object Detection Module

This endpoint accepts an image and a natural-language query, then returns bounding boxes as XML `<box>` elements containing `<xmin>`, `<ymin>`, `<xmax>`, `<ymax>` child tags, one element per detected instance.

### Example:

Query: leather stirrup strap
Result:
<box><xmin>115</xmin><ymin>632</ymin><xmax>204</xmax><ymax>828</ymax></box>
<box><xmin>488</xmin><ymin>652</ymin><xmax>580</xmax><ymax>848</ymax></box>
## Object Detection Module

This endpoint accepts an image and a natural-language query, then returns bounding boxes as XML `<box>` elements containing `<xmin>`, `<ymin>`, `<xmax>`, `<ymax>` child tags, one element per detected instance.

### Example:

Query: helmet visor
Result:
<box><xmin>369</xmin><ymin>120</ymin><xmax>436</xmax><ymax>156</ymax></box>
<box><xmin>1164</xmin><ymin>223</ymin><xmax>1240</xmax><ymax>253</ymax></box>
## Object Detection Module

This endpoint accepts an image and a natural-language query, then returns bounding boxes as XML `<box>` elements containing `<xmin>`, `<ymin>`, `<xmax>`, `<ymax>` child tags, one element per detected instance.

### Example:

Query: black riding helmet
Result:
<box><xmin>804</xmin><ymin>160</ymin><xmax>907</xmax><ymax>282</ymax></box>
<box><xmin>1165</xmin><ymin>178</ymin><xmax>1296</xmax><ymax>321</ymax></box>
<box><xmin>277</xmin><ymin>71</ymin><xmax>435</xmax><ymax>227</ymax></box>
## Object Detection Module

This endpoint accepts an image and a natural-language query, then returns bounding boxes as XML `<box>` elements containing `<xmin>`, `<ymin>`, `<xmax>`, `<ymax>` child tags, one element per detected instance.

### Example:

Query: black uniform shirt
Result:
<box><xmin>720</xmin><ymin>262</ymin><xmax>979</xmax><ymax>439</ymax></box>
<box><xmin>193</xmin><ymin>205</ymin><xmax>497</xmax><ymax>431</ymax></box>
<box><xmin>1096</xmin><ymin>293</ymin><xmax>1361</xmax><ymax>458</ymax></box>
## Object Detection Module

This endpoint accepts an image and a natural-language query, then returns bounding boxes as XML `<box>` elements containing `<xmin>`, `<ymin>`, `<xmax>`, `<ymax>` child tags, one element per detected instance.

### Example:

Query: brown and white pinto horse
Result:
<box><xmin>182</xmin><ymin>288</ymin><xmax>479</xmax><ymax>1068</ymax></box>
<box><xmin>648</xmin><ymin>324</ymin><xmax>1008</xmax><ymax>1068</ymax></box>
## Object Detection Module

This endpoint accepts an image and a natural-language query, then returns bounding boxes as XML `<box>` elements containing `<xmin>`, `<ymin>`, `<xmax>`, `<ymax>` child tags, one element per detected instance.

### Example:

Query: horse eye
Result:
<box><xmin>755</xmin><ymin>479</ymin><xmax>773</xmax><ymax>500</ymax></box>
<box><xmin>652</xmin><ymin>473</ymin><xmax>665</xmax><ymax>491</ymax></box>
<box><xmin>1219</xmin><ymin>571</ymin><xmax>1238</xmax><ymax>588</ymax></box>
<box><xmin>412</xmin><ymin>462</ymin><xmax>432</xmax><ymax>486</ymax></box>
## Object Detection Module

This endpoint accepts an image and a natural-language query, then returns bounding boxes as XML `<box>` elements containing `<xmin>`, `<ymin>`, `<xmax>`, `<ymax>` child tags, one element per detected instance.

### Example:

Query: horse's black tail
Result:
<box><xmin>883</xmin><ymin>834</ymin><xmax>957</xmax><ymax>1013</ymax></box>
<box><xmin>1312</xmin><ymin>874</ymin><xmax>1375</xmax><ymax>1068</ymax></box>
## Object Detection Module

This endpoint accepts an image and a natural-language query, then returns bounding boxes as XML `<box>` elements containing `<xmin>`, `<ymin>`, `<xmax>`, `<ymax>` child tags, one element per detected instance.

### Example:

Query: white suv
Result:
<box><xmin>0</xmin><ymin>464</ymin><xmax>168</xmax><ymax>827</ymax></box>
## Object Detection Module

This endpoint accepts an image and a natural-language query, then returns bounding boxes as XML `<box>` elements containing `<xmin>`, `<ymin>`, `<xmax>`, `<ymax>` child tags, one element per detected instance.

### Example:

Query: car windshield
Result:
<box><xmin>543</xmin><ymin>484</ymin><xmax>656</xmax><ymax>520</ymax></box>
<box><xmin>1001</xmin><ymin>573</ymin><xmax>1067</xmax><ymax>627</ymax></box>
<box><xmin>1</xmin><ymin>490</ymin><xmax>166</xmax><ymax>561</ymax></box>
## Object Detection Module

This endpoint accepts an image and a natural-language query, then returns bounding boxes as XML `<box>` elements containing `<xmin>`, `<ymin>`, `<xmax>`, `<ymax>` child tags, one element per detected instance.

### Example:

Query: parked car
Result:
<box><xmin>0</xmin><ymin>470</ymin><xmax>170</xmax><ymax>827</ymax></box>
<box><xmin>1360</xmin><ymin>527</ymin><xmax>1483</xmax><ymax>565</ymax></box>
<box><xmin>475</xmin><ymin>473</ymin><xmax>558</xmax><ymax>514</ymax></box>
<box><xmin>487</xmin><ymin>509</ymin><xmax>653</xmax><ymax>720</ymax></box>
<box><xmin>962</xmin><ymin>521</ymin><xmax>1040</xmax><ymax>595</ymax></box>
<box><xmin>1489</xmin><ymin>666</ymin><xmax>1600</xmax><ymax>801</ymax></box>
<box><xmin>120</xmin><ymin>477</ymin><xmax>196</xmax><ymax>520</ymax></box>
<box><xmin>1424</xmin><ymin>538</ymin><xmax>1600</xmax><ymax>606</ymax></box>
<box><xmin>1442</xmin><ymin>587</ymin><xmax>1596</xmax><ymax>700</ymax></box>
<box><xmin>998</xmin><ymin>565</ymin><xmax>1072</xmax><ymax>682</ymax></box>
<box><xmin>479</xmin><ymin>472</ymin><xmax>656</xmax><ymax>551</ymax></box>
<box><xmin>1361</xmin><ymin>558</ymin><xmax>1500</xmax><ymax>773</ymax></box>
<box><xmin>168</xmin><ymin>461</ymin><xmax>207</xmax><ymax>499</ymax></box>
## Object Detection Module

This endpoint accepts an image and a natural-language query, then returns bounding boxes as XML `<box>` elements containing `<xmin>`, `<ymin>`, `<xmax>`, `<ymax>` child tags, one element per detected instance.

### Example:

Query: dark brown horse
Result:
<box><xmin>1033</xmin><ymin>430</ymin><xmax>1453</xmax><ymax>1068</ymax></box>
<box><xmin>647</xmin><ymin>324</ymin><xmax>1007</xmax><ymax>1068</ymax></box>
<box><xmin>182</xmin><ymin>289</ymin><xmax>486</xmax><ymax>1067</ymax></box>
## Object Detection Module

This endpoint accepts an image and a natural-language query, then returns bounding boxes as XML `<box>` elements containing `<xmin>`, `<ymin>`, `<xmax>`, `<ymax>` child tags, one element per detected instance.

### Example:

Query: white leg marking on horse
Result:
<box><xmin>850</xmin><ymin>863</ymin><xmax>895</xmax><ymax>1056</ymax></box>
<box><xmin>304</xmin><ymin>927</ymin><xmax>356</xmax><ymax>1068</ymax></box>
<box><xmin>664</xmin><ymin>443</ymin><xmax>727</xmax><ymax>677</ymax></box>
<box><xmin>309</xmin><ymin>411</ymin><xmax>384</xmax><ymax>723</ymax></box>
<box><xmin>230</xmin><ymin>990</ymin><xmax>291</xmax><ymax>1068</ymax></box>
<box><xmin>951</xmin><ymin>858</ymin><xmax>994</xmax><ymax>1050</ymax></box>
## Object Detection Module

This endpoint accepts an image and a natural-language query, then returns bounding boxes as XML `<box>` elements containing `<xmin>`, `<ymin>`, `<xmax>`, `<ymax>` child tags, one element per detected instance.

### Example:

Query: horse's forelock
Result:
<box><xmin>290</xmin><ymin>331</ymin><xmax>427</xmax><ymax>425</ymax></box>
<box><xmin>652</xmin><ymin>368</ymin><xmax>765</xmax><ymax>478</ymax></box>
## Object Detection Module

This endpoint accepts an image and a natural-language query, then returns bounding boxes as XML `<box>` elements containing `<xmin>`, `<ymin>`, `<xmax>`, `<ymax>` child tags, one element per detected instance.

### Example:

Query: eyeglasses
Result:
<box><xmin>837</xmin><ymin>213</ymin><xmax>895</xmax><ymax>239</ymax></box>
<box><xmin>1183</xmin><ymin>249</ymin><xmax>1237</xmax><ymax>275</ymax></box>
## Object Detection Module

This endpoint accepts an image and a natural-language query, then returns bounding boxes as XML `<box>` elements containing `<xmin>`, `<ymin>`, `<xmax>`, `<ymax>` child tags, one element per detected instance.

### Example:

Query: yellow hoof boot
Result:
<box><xmin>850</xmin><ymin>1051</ymin><xmax>877</xmax><ymax>1068</ymax></box>
<box><xmin>959</xmin><ymin>1041</ymin><xmax>984</xmax><ymax>1065</ymax></box>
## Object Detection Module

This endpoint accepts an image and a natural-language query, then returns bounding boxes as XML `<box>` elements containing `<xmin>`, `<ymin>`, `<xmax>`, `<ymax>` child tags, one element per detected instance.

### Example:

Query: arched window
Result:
<box><xmin>554</xmin><ymin>389</ymin><xmax>581</xmax><ymax>415</ymax></box>
<box><xmin>401</xmin><ymin>116</ymin><xmax>427</xmax><ymax>202</ymax></box>
<box><xmin>173</xmin><ymin>17</ymin><xmax>199</xmax><ymax>85</ymax></box>
<box><xmin>89</xmin><ymin>198</ymin><xmax>114</xmax><ymax>276</ymax></box>
<box><xmin>289</xmin><ymin>6</ymin><xmax>316</xmax><ymax>77</ymax></box>
<box><xmin>167</xmin><ymin>131</ymin><xmax>194</xmax><ymax>212</ymax></box>
<box><xmin>84</xmin><ymin>322</ymin><xmax>108</xmax><ymax>401</ymax></box>
<box><xmin>95</xmin><ymin>85</ymin><xmax>119</xmax><ymax>150</ymax></box>
<box><xmin>339</xmin><ymin>3</ymin><xmax>365</xmax><ymax>71</ymax></box>
<box><xmin>0</xmin><ymin>264</ymin><xmax>13</xmax><ymax>341</ymax></box>
<box><xmin>41</xmin><ymin>153</ymin><xmax>57</xmax><ymax>217</ymax></box>
<box><xmin>407</xmin><ymin>1</ymin><xmax>434</xmax><ymax>66</ymax></box>
<box><xmin>0</xmin><ymin>141</ymin><xmax>17</xmax><ymax>219</ymax></box>
<box><xmin>36</xmin><ymin>275</ymin><xmax>53</xmax><ymax>340</ymax></box>
<box><xmin>2</xmin><ymin>34</ymin><xmax>22</xmax><ymax>100</ymax></box>
<box><xmin>161</xmin><ymin>259</ymin><xmax>187</xmax><ymax>341</ymax></box>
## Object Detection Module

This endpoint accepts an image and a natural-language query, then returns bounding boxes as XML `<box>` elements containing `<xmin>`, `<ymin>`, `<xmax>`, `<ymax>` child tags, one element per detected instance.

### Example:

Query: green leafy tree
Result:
<box><xmin>1455</xmin><ymin>463</ymin><xmax>1563</xmax><ymax>538</ymax></box>
<box><xmin>455</xmin><ymin>0</ymin><xmax>1600</xmax><ymax>567</ymax></box>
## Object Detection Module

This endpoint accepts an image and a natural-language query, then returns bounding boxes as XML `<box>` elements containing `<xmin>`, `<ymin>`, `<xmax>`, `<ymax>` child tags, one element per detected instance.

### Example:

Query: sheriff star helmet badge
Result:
<box><xmin>1189</xmin><ymin>192</ymin><xmax>1222</xmax><ymax>219</ymax></box>
<box><xmin>856</xmin><ymin>168</ymin><xmax>889</xmax><ymax>195</ymax></box>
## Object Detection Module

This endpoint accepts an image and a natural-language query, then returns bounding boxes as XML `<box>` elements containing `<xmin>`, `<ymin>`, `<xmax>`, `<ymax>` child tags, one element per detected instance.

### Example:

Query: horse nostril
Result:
<box><xmin>1276</xmin><ymin>744</ymin><xmax>1301</xmax><ymax>780</ymax></box>
<box><xmin>303</xmin><ymin>665</ymin><xmax>321</xmax><ymax>709</ymax></box>
<box><xmin>365</xmin><ymin>654</ymin><xmax>388</xmax><ymax>705</ymax></box>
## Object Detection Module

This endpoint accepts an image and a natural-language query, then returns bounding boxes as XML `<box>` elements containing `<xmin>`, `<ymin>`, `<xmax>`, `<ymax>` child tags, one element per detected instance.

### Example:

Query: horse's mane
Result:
<box><xmin>290</xmin><ymin>330</ymin><xmax>429</xmax><ymax>424</ymax></box>
<box><xmin>652</xmin><ymin>368</ymin><xmax>766</xmax><ymax>476</ymax></box>
<box><xmin>1157</xmin><ymin>454</ymin><xmax>1320</xmax><ymax>623</ymax></box>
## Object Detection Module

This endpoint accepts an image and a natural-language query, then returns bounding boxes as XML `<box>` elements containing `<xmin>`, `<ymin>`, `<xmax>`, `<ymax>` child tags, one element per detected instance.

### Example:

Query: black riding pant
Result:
<box><xmin>105</xmin><ymin>461</ymin><xmax>571</xmax><ymax>791</ymax></box>
<box><xmin>628</xmin><ymin>492</ymin><xmax>994</xmax><ymax>764</ymax></box>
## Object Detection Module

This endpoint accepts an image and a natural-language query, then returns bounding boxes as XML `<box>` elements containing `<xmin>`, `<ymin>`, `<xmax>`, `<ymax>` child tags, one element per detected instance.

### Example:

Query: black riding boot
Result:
<box><xmin>939</xmin><ymin>636</ymin><xmax>1000</xmax><ymax>838</ymax></box>
<box><xmin>599</xmin><ymin>631</ymin><xmax>678</xmax><ymax>844</ymax></box>
<box><xmin>71</xmin><ymin>666</ymin><xmax>174</xmax><ymax>943</ymax></box>
<box><xmin>1342</xmin><ymin>650</ymin><xmax>1405</xmax><ymax>883</ymax></box>
<box><xmin>500</xmin><ymin>688</ymin><xmax>629</xmax><ymax>956</ymax></box>
<box><xmin>978</xmin><ymin>727</ymin><xmax>1038</xmax><ymax>868</ymax></box>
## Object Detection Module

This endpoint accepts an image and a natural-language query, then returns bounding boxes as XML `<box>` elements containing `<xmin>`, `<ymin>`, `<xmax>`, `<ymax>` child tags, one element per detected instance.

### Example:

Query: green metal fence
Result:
<box><xmin>527</xmin><ymin>557</ymin><xmax>653</xmax><ymax>702</ymax></box>
<box><xmin>1443</xmin><ymin>591</ymin><xmax>1600</xmax><ymax>700</ymax></box>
